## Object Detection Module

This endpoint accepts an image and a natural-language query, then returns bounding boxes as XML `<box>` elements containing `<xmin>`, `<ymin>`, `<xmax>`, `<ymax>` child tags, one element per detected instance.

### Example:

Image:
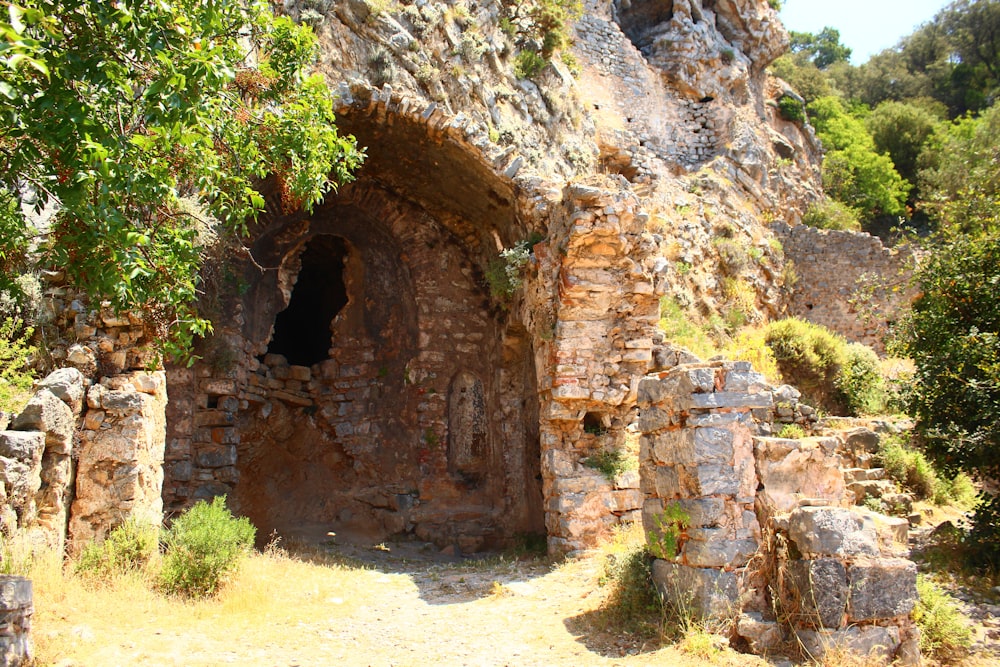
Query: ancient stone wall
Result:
<box><xmin>774</xmin><ymin>222</ymin><xmax>917</xmax><ymax>351</ymax></box>
<box><xmin>638</xmin><ymin>361</ymin><xmax>919</xmax><ymax>663</ymax></box>
<box><xmin>68</xmin><ymin>371</ymin><xmax>167</xmax><ymax>551</ymax></box>
<box><xmin>0</xmin><ymin>576</ymin><xmax>32</xmax><ymax>666</ymax></box>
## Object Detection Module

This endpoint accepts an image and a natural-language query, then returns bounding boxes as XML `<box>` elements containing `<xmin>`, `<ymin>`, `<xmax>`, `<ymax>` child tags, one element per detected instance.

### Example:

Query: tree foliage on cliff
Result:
<box><xmin>807</xmin><ymin>96</ymin><xmax>910</xmax><ymax>220</ymax></box>
<box><xmin>0</xmin><ymin>0</ymin><xmax>364</xmax><ymax>356</ymax></box>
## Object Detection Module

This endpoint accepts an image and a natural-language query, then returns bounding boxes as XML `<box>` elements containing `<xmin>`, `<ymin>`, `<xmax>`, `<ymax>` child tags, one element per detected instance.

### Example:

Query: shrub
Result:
<box><xmin>0</xmin><ymin>317</ymin><xmax>36</xmax><ymax>413</ymax></box>
<box><xmin>778</xmin><ymin>95</ymin><xmax>805</xmax><ymax>123</ymax></box>
<box><xmin>801</xmin><ymin>200</ymin><xmax>862</xmax><ymax>231</ymax></box>
<box><xmin>158</xmin><ymin>496</ymin><xmax>256</xmax><ymax>598</ymax></box>
<box><xmin>913</xmin><ymin>575</ymin><xmax>972</xmax><ymax>660</ymax></box>
<box><xmin>836</xmin><ymin>342</ymin><xmax>886</xmax><ymax>415</ymax></box>
<box><xmin>714</xmin><ymin>237</ymin><xmax>751</xmax><ymax>275</ymax></box>
<box><xmin>646</xmin><ymin>502</ymin><xmax>690</xmax><ymax>561</ymax></box>
<box><xmin>765</xmin><ymin>318</ymin><xmax>847</xmax><ymax>413</ymax></box>
<box><xmin>513</xmin><ymin>49</ymin><xmax>547</xmax><ymax>79</ymax></box>
<box><xmin>583</xmin><ymin>449</ymin><xmax>633</xmax><ymax>481</ymax></box>
<box><xmin>76</xmin><ymin>517</ymin><xmax>158</xmax><ymax>580</ymax></box>
<box><xmin>599</xmin><ymin>544</ymin><xmax>663</xmax><ymax>637</ymax></box>
<box><xmin>878</xmin><ymin>438</ymin><xmax>938</xmax><ymax>500</ymax></box>
<box><xmin>484</xmin><ymin>241</ymin><xmax>532</xmax><ymax>301</ymax></box>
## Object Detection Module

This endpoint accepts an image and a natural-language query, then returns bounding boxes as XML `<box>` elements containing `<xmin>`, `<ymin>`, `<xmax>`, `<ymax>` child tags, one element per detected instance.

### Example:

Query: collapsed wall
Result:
<box><xmin>638</xmin><ymin>361</ymin><xmax>919</xmax><ymax>663</ymax></box>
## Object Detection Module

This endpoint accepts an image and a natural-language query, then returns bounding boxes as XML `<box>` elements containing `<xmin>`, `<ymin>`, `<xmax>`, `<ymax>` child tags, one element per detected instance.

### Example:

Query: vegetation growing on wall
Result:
<box><xmin>0</xmin><ymin>0</ymin><xmax>364</xmax><ymax>358</ymax></box>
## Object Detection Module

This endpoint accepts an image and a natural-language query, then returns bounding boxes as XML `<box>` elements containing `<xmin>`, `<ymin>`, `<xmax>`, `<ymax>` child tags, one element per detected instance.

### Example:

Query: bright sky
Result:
<box><xmin>779</xmin><ymin>0</ymin><xmax>952</xmax><ymax>64</ymax></box>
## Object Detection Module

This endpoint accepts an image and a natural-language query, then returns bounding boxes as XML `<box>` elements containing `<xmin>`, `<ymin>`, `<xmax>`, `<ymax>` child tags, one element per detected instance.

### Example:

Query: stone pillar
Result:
<box><xmin>0</xmin><ymin>576</ymin><xmax>32</xmax><ymax>666</ymax></box>
<box><xmin>637</xmin><ymin>361</ymin><xmax>771</xmax><ymax>617</ymax></box>
<box><xmin>9</xmin><ymin>368</ymin><xmax>86</xmax><ymax>550</ymax></box>
<box><xmin>68</xmin><ymin>371</ymin><xmax>167</xmax><ymax>551</ymax></box>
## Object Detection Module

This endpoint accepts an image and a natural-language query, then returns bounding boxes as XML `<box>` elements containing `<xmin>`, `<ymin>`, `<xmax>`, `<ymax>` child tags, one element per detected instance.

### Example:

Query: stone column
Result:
<box><xmin>637</xmin><ymin>361</ymin><xmax>771</xmax><ymax>617</ymax></box>
<box><xmin>68</xmin><ymin>371</ymin><xmax>167</xmax><ymax>552</ymax></box>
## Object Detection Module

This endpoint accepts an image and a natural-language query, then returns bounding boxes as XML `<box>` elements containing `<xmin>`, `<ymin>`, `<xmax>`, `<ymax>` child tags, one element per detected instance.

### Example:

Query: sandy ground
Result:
<box><xmin>34</xmin><ymin>532</ymin><xmax>764</xmax><ymax>667</ymax></box>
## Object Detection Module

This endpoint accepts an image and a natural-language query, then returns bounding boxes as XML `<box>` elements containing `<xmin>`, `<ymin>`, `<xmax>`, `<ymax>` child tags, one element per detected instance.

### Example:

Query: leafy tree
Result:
<box><xmin>0</xmin><ymin>1</ymin><xmax>364</xmax><ymax>356</ymax></box>
<box><xmin>866</xmin><ymin>101</ymin><xmax>941</xmax><ymax>195</ymax></box>
<box><xmin>770</xmin><ymin>52</ymin><xmax>832</xmax><ymax>105</ymax></box>
<box><xmin>808</xmin><ymin>96</ymin><xmax>911</xmax><ymax>220</ymax></box>
<box><xmin>918</xmin><ymin>103</ymin><xmax>1000</xmax><ymax>236</ymax></box>
<box><xmin>895</xmin><ymin>232</ymin><xmax>1000</xmax><ymax>565</ymax></box>
<box><xmin>789</xmin><ymin>27</ymin><xmax>852</xmax><ymax>69</ymax></box>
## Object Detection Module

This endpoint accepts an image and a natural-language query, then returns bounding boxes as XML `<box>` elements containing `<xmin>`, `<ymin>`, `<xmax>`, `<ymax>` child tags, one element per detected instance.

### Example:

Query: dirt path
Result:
<box><xmin>35</xmin><ymin>536</ymin><xmax>763</xmax><ymax>667</ymax></box>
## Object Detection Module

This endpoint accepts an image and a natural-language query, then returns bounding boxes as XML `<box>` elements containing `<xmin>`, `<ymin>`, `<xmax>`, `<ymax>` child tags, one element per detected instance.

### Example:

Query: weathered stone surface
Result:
<box><xmin>0</xmin><ymin>432</ymin><xmax>44</xmax><ymax>462</ymax></box>
<box><xmin>12</xmin><ymin>390</ymin><xmax>74</xmax><ymax>456</ymax></box>
<box><xmin>847</xmin><ymin>558</ymin><xmax>918</xmax><ymax>622</ymax></box>
<box><xmin>652</xmin><ymin>561</ymin><xmax>739</xmax><ymax>619</ymax></box>
<box><xmin>755</xmin><ymin>436</ymin><xmax>846</xmax><ymax>512</ymax></box>
<box><xmin>785</xmin><ymin>559</ymin><xmax>848</xmax><ymax>629</ymax></box>
<box><xmin>69</xmin><ymin>371</ymin><xmax>167</xmax><ymax>551</ymax></box>
<box><xmin>0</xmin><ymin>575</ymin><xmax>33</xmax><ymax>666</ymax></box>
<box><xmin>796</xmin><ymin>625</ymin><xmax>901</xmax><ymax>663</ymax></box>
<box><xmin>788</xmin><ymin>507</ymin><xmax>879</xmax><ymax>558</ymax></box>
<box><xmin>682</xmin><ymin>535</ymin><xmax>757</xmax><ymax>568</ymax></box>
<box><xmin>34</xmin><ymin>367</ymin><xmax>85</xmax><ymax>413</ymax></box>
<box><xmin>737</xmin><ymin>612</ymin><xmax>783</xmax><ymax>654</ymax></box>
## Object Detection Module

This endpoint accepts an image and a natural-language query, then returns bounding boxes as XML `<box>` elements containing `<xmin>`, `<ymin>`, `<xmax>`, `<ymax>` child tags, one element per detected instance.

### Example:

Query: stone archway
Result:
<box><xmin>162</xmin><ymin>89</ymin><xmax>548</xmax><ymax>552</ymax></box>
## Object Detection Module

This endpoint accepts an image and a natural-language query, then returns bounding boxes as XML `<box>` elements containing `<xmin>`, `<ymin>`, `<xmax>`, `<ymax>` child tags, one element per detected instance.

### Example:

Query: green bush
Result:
<box><xmin>764</xmin><ymin>318</ymin><xmax>886</xmax><ymax>417</ymax></box>
<box><xmin>836</xmin><ymin>342</ymin><xmax>886</xmax><ymax>415</ymax></box>
<box><xmin>599</xmin><ymin>544</ymin><xmax>663</xmax><ymax>637</ymax></box>
<box><xmin>158</xmin><ymin>496</ymin><xmax>256</xmax><ymax>598</ymax></box>
<box><xmin>0</xmin><ymin>317</ymin><xmax>36</xmax><ymax>413</ymax></box>
<box><xmin>513</xmin><ymin>49</ymin><xmax>547</xmax><ymax>79</ymax></box>
<box><xmin>76</xmin><ymin>517</ymin><xmax>158</xmax><ymax>579</ymax></box>
<box><xmin>778</xmin><ymin>95</ymin><xmax>805</xmax><ymax>123</ymax></box>
<box><xmin>878</xmin><ymin>438</ymin><xmax>938</xmax><ymax>500</ymax></box>
<box><xmin>801</xmin><ymin>200</ymin><xmax>862</xmax><ymax>231</ymax></box>
<box><xmin>914</xmin><ymin>575</ymin><xmax>972</xmax><ymax>661</ymax></box>
<box><xmin>764</xmin><ymin>318</ymin><xmax>845</xmax><ymax>413</ymax></box>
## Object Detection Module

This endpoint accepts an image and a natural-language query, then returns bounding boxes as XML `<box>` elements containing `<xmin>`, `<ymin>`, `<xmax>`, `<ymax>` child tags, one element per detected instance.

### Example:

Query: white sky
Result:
<box><xmin>779</xmin><ymin>0</ymin><xmax>953</xmax><ymax>64</ymax></box>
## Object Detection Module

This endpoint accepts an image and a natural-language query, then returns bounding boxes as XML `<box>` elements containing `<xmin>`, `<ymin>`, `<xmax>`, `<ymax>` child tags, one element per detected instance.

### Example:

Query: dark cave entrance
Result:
<box><xmin>266</xmin><ymin>235</ymin><xmax>349</xmax><ymax>366</ymax></box>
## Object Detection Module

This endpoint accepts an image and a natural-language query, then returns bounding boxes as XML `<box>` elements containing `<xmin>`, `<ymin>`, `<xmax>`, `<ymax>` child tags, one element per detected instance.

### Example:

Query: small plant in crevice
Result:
<box><xmin>646</xmin><ymin>502</ymin><xmax>690</xmax><ymax>561</ymax></box>
<box><xmin>513</xmin><ymin>49</ymin><xmax>547</xmax><ymax>79</ymax></box>
<box><xmin>778</xmin><ymin>94</ymin><xmax>805</xmax><ymax>123</ymax></box>
<box><xmin>484</xmin><ymin>239</ymin><xmax>534</xmax><ymax>302</ymax></box>
<box><xmin>583</xmin><ymin>448</ymin><xmax>632</xmax><ymax>481</ymax></box>
<box><xmin>774</xmin><ymin>423</ymin><xmax>806</xmax><ymax>439</ymax></box>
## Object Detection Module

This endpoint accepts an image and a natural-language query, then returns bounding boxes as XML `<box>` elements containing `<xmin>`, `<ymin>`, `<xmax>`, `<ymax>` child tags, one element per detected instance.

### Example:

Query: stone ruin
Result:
<box><xmin>0</xmin><ymin>0</ymin><xmax>924</xmax><ymax>662</ymax></box>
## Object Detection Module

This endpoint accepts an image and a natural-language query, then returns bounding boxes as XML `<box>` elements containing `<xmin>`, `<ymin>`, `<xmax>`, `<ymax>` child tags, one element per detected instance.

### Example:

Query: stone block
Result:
<box><xmin>0</xmin><ymin>432</ymin><xmax>44</xmax><ymax>462</ymax></box>
<box><xmin>12</xmin><ymin>390</ymin><xmax>74</xmax><ymax>455</ymax></box>
<box><xmin>788</xmin><ymin>507</ymin><xmax>879</xmax><ymax>558</ymax></box>
<box><xmin>684</xmin><ymin>391</ymin><xmax>774</xmax><ymax>410</ymax></box>
<box><xmin>638</xmin><ymin>406</ymin><xmax>673</xmax><ymax>434</ymax></box>
<box><xmin>637</xmin><ymin>377</ymin><xmax>666</xmax><ymax>408</ymax></box>
<box><xmin>847</xmin><ymin>558</ymin><xmax>917</xmax><ymax>622</ymax></box>
<box><xmin>651</xmin><ymin>561</ymin><xmax>739</xmax><ymax>620</ymax></box>
<box><xmin>673</xmin><ymin>497</ymin><xmax>726</xmax><ymax>528</ymax></box>
<box><xmin>35</xmin><ymin>367</ymin><xmax>85</xmax><ymax>413</ymax></box>
<box><xmin>755</xmin><ymin>437</ymin><xmax>846</xmax><ymax>513</ymax></box>
<box><xmin>785</xmin><ymin>559</ymin><xmax>848</xmax><ymax>629</ymax></box>
<box><xmin>682</xmin><ymin>534</ymin><xmax>757</xmax><ymax>568</ymax></box>
<box><xmin>195</xmin><ymin>445</ymin><xmax>237</xmax><ymax>469</ymax></box>
<box><xmin>796</xmin><ymin>625</ymin><xmax>900</xmax><ymax>663</ymax></box>
<box><xmin>737</xmin><ymin>612</ymin><xmax>783</xmax><ymax>654</ymax></box>
<box><xmin>692</xmin><ymin>426</ymin><xmax>735</xmax><ymax>463</ymax></box>
<box><xmin>694</xmin><ymin>464</ymin><xmax>739</xmax><ymax>496</ymax></box>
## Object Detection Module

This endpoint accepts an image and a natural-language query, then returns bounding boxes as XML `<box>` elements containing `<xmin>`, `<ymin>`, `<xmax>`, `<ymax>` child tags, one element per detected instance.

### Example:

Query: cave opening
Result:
<box><xmin>266</xmin><ymin>235</ymin><xmax>349</xmax><ymax>366</ymax></box>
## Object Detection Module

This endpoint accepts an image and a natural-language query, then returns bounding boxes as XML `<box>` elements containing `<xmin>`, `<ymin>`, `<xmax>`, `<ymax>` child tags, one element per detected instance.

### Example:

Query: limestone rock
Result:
<box><xmin>34</xmin><ymin>367</ymin><xmax>85</xmax><ymax>414</ymax></box>
<box><xmin>787</xmin><ymin>507</ymin><xmax>879</xmax><ymax>558</ymax></box>
<box><xmin>847</xmin><ymin>558</ymin><xmax>918</xmax><ymax>622</ymax></box>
